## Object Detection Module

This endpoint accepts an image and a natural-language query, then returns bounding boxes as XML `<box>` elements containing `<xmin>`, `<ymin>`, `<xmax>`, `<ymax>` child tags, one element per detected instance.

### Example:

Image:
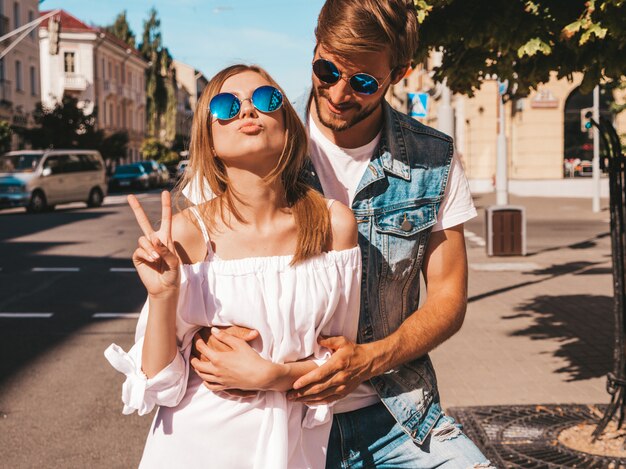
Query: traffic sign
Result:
<box><xmin>408</xmin><ymin>92</ymin><xmax>428</xmax><ymax>118</ymax></box>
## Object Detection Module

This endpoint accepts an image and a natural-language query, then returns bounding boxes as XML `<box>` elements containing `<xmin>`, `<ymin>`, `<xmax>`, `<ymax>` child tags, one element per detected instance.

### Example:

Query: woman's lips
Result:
<box><xmin>239</xmin><ymin>123</ymin><xmax>263</xmax><ymax>134</ymax></box>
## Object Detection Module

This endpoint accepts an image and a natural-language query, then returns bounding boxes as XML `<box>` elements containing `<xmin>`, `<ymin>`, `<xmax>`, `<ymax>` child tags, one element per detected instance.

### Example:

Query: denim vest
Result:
<box><xmin>294</xmin><ymin>90</ymin><xmax>454</xmax><ymax>443</ymax></box>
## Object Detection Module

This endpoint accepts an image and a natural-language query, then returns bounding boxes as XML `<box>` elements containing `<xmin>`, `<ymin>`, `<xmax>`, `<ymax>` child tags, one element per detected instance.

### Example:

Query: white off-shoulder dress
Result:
<box><xmin>105</xmin><ymin>205</ymin><xmax>362</xmax><ymax>469</ymax></box>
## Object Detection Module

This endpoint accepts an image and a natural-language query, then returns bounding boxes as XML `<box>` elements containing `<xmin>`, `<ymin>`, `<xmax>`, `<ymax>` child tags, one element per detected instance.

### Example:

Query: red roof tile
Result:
<box><xmin>39</xmin><ymin>10</ymin><xmax>146</xmax><ymax>62</ymax></box>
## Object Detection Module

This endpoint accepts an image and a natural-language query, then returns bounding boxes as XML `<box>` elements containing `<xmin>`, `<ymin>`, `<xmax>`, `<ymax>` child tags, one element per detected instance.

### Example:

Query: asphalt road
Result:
<box><xmin>0</xmin><ymin>190</ymin><xmax>610</xmax><ymax>468</ymax></box>
<box><xmin>0</xmin><ymin>191</ymin><xmax>167</xmax><ymax>469</ymax></box>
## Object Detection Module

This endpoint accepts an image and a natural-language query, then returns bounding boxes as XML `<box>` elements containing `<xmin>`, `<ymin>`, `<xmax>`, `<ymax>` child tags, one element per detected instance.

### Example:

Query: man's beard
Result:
<box><xmin>313</xmin><ymin>87</ymin><xmax>380</xmax><ymax>132</ymax></box>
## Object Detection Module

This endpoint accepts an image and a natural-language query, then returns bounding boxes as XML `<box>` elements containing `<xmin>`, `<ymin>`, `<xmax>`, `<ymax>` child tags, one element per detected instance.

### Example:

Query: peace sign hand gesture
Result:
<box><xmin>128</xmin><ymin>191</ymin><xmax>180</xmax><ymax>299</ymax></box>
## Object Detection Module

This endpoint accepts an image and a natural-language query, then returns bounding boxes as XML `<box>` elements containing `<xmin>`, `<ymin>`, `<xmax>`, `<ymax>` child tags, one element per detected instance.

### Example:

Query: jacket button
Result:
<box><xmin>401</xmin><ymin>219</ymin><xmax>413</xmax><ymax>231</ymax></box>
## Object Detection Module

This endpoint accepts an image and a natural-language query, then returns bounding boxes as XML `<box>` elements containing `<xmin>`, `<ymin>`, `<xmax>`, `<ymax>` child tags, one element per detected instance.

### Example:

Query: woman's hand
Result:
<box><xmin>191</xmin><ymin>328</ymin><xmax>283</xmax><ymax>392</ymax></box>
<box><xmin>128</xmin><ymin>191</ymin><xmax>180</xmax><ymax>299</ymax></box>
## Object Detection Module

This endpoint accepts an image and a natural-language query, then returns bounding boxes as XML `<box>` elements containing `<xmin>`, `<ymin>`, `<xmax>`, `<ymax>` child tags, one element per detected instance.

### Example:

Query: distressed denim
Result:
<box><xmin>325</xmin><ymin>402</ymin><xmax>493</xmax><ymax>469</ymax></box>
<box><xmin>294</xmin><ymin>90</ymin><xmax>455</xmax><ymax>443</ymax></box>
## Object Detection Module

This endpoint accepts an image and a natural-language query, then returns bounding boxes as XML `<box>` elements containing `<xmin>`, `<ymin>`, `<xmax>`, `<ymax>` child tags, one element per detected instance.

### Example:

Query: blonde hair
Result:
<box><xmin>177</xmin><ymin>64</ymin><xmax>330</xmax><ymax>264</ymax></box>
<box><xmin>315</xmin><ymin>0</ymin><xmax>419</xmax><ymax>68</ymax></box>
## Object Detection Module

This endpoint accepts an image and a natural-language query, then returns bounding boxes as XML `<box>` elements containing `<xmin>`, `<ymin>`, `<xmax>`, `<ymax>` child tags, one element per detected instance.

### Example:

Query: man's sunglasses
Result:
<box><xmin>209</xmin><ymin>85</ymin><xmax>283</xmax><ymax>121</ymax></box>
<box><xmin>312</xmin><ymin>58</ymin><xmax>393</xmax><ymax>96</ymax></box>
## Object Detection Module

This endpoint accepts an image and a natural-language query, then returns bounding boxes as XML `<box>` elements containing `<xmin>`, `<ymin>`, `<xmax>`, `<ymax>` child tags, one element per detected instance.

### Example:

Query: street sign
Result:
<box><xmin>407</xmin><ymin>92</ymin><xmax>428</xmax><ymax>118</ymax></box>
<box><xmin>498</xmin><ymin>80</ymin><xmax>509</xmax><ymax>96</ymax></box>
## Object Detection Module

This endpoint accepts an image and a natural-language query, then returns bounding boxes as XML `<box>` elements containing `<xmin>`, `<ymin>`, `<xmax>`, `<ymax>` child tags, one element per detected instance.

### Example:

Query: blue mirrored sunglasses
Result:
<box><xmin>312</xmin><ymin>59</ymin><xmax>392</xmax><ymax>96</ymax></box>
<box><xmin>209</xmin><ymin>85</ymin><xmax>284</xmax><ymax>121</ymax></box>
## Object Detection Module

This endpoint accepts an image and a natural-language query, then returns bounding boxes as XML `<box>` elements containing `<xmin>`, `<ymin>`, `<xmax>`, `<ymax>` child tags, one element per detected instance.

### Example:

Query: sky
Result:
<box><xmin>39</xmin><ymin>0</ymin><xmax>326</xmax><ymax>99</ymax></box>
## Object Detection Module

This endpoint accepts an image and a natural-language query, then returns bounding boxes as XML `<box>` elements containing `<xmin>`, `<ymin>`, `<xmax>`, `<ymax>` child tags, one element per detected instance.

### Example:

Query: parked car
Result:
<box><xmin>137</xmin><ymin>160</ymin><xmax>161</xmax><ymax>188</ymax></box>
<box><xmin>176</xmin><ymin>160</ymin><xmax>189</xmax><ymax>181</ymax></box>
<box><xmin>574</xmin><ymin>160</ymin><xmax>593</xmax><ymax>177</ymax></box>
<box><xmin>108</xmin><ymin>164</ymin><xmax>150</xmax><ymax>191</ymax></box>
<box><xmin>158</xmin><ymin>163</ymin><xmax>170</xmax><ymax>187</ymax></box>
<box><xmin>0</xmin><ymin>149</ymin><xmax>107</xmax><ymax>213</ymax></box>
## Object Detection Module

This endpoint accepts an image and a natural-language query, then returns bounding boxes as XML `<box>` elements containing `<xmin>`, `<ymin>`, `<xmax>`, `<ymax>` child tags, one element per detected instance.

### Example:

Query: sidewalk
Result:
<box><xmin>431</xmin><ymin>193</ymin><xmax>614</xmax><ymax>408</ymax></box>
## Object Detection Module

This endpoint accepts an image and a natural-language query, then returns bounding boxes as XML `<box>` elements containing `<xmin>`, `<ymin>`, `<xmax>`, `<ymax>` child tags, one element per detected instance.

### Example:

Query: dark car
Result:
<box><xmin>108</xmin><ymin>164</ymin><xmax>150</xmax><ymax>191</ymax></box>
<box><xmin>137</xmin><ymin>160</ymin><xmax>161</xmax><ymax>188</ymax></box>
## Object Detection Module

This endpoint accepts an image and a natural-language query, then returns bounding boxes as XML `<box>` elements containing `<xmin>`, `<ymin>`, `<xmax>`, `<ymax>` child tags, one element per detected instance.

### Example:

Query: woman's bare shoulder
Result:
<box><xmin>328</xmin><ymin>200</ymin><xmax>358</xmax><ymax>251</ymax></box>
<box><xmin>171</xmin><ymin>208</ymin><xmax>208</xmax><ymax>264</ymax></box>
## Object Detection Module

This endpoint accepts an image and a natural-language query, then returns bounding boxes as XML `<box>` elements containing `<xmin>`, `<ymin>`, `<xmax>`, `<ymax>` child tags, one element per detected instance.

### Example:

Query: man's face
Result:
<box><xmin>312</xmin><ymin>45</ymin><xmax>395</xmax><ymax>132</ymax></box>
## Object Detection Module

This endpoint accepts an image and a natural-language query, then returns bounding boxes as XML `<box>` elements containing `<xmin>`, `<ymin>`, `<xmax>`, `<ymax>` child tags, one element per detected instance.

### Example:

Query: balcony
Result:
<box><xmin>64</xmin><ymin>74</ymin><xmax>88</xmax><ymax>91</ymax></box>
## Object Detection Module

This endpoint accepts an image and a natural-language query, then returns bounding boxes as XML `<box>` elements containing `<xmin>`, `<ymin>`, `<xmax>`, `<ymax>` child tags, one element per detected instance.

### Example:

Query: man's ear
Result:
<box><xmin>391</xmin><ymin>65</ymin><xmax>412</xmax><ymax>85</ymax></box>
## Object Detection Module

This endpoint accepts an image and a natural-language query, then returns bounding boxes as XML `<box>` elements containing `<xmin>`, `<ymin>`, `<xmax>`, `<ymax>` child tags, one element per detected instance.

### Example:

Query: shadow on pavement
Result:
<box><xmin>468</xmin><ymin>261</ymin><xmax>604</xmax><ymax>303</ymax></box>
<box><xmin>0</xmin><ymin>208</ymin><xmax>116</xmax><ymax>241</ymax></box>
<box><xmin>504</xmin><ymin>294</ymin><xmax>613</xmax><ymax>381</ymax></box>
<box><xmin>526</xmin><ymin>231</ymin><xmax>610</xmax><ymax>257</ymax></box>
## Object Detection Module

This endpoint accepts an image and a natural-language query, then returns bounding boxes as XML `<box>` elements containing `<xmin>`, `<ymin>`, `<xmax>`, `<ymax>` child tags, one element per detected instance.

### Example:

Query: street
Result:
<box><xmin>0</xmin><ymin>191</ymin><xmax>614</xmax><ymax>468</ymax></box>
<box><xmin>0</xmin><ymin>192</ymin><xmax>162</xmax><ymax>468</ymax></box>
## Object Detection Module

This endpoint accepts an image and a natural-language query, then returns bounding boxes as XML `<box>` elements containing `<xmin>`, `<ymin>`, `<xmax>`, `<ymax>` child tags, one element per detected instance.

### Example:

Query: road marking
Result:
<box><xmin>465</xmin><ymin>230</ymin><xmax>486</xmax><ymax>247</ymax></box>
<box><xmin>31</xmin><ymin>267</ymin><xmax>80</xmax><ymax>272</ymax></box>
<box><xmin>93</xmin><ymin>313</ymin><xmax>140</xmax><ymax>319</ymax></box>
<box><xmin>471</xmin><ymin>262</ymin><xmax>542</xmax><ymax>272</ymax></box>
<box><xmin>0</xmin><ymin>313</ymin><xmax>53</xmax><ymax>318</ymax></box>
<box><xmin>109</xmin><ymin>268</ymin><xmax>135</xmax><ymax>272</ymax></box>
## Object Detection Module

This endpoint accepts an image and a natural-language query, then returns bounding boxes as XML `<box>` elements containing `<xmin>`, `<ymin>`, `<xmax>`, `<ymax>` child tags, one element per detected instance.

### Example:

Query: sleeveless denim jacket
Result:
<box><xmin>294</xmin><ymin>90</ymin><xmax>454</xmax><ymax>443</ymax></box>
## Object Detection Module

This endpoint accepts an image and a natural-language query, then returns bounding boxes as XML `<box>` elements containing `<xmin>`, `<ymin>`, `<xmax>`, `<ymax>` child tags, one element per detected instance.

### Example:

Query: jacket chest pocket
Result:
<box><xmin>373</xmin><ymin>203</ymin><xmax>437</xmax><ymax>280</ymax></box>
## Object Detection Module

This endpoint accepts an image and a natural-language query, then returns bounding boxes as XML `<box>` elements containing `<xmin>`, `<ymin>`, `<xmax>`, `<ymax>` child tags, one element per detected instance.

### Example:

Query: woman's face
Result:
<box><xmin>210</xmin><ymin>71</ymin><xmax>286</xmax><ymax>168</ymax></box>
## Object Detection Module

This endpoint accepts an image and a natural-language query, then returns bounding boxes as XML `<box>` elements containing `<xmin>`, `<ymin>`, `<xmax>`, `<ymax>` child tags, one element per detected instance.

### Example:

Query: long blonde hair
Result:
<box><xmin>177</xmin><ymin>64</ymin><xmax>331</xmax><ymax>264</ymax></box>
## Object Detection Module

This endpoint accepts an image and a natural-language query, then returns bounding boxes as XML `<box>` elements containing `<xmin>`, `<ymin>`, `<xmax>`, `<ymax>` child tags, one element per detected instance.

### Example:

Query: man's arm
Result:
<box><xmin>288</xmin><ymin>224</ymin><xmax>468</xmax><ymax>403</ymax></box>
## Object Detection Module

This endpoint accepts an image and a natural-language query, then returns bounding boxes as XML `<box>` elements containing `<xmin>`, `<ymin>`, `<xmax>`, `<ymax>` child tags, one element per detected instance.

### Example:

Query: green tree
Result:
<box><xmin>414</xmin><ymin>0</ymin><xmax>626</xmax><ymax>99</ymax></box>
<box><xmin>141</xmin><ymin>137</ymin><xmax>177</xmax><ymax>163</ymax></box>
<box><xmin>100</xmin><ymin>131</ymin><xmax>130</xmax><ymax>163</ymax></box>
<box><xmin>105</xmin><ymin>10</ymin><xmax>136</xmax><ymax>47</ymax></box>
<box><xmin>0</xmin><ymin>120</ymin><xmax>12</xmax><ymax>152</ymax></box>
<box><xmin>25</xmin><ymin>97</ymin><xmax>103</xmax><ymax>149</ymax></box>
<box><xmin>139</xmin><ymin>8</ymin><xmax>177</xmax><ymax>143</ymax></box>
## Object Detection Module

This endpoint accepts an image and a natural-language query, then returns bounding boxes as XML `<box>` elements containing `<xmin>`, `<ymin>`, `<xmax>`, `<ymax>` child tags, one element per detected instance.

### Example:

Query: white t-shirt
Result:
<box><xmin>308</xmin><ymin>113</ymin><xmax>477</xmax><ymax>413</ymax></box>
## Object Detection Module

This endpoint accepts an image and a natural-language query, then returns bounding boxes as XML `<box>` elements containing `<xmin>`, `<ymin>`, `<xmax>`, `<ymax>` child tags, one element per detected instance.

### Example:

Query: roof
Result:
<box><xmin>39</xmin><ymin>10</ymin><xmax>146</xmax><ymax>62</ymax></box>
<box><xmin>40</xmin><ymin>10</ymin><xmax>95</xmax><ymax>33</ymax></box>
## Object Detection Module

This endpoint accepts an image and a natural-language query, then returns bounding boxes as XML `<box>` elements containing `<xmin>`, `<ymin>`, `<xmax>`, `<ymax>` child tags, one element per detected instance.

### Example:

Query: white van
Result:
<box><xmin>0</xmin><ymin>149</ymin><xmax>108</xmax><ymax>213</ymax></box>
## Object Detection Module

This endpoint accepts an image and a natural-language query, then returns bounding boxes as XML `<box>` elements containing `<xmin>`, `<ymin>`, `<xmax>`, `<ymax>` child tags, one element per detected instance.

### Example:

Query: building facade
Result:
<box><xmin>0</xmin><ymin>0</ymin><xmax>41</xmax><ymax>150</ymax></box>
<box><xmin>39</xmin><ymin>10</ymin><xmax>149</xmax><ymax>163</ymax></box>
<box><xmin>172</xmin><ymin>60</ymin><xmax>208</xmax><ymax>155</ymax></box>
<box><xmin>387</xmin><ymin>59</ymin><xmax>626</xmax><ymax>197</ymax></box>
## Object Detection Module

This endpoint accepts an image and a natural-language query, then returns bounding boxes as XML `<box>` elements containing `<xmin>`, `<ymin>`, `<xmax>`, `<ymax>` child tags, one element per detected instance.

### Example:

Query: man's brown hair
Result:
<box><xmin>315</xmin><ymin>0</ymin><xmax>419</xmax><ymax>69</ymax></box>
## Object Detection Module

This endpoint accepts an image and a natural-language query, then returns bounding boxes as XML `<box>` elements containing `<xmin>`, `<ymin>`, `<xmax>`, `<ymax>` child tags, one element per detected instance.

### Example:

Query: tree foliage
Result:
<box><xmin>0</xmin><ymin>120</ymin><xmax>12</xmax><ymax>152</ymax></box>
<box><xmin>104</xmin><ymin>10</ymin><xmax>136</xmax><ymax>48</ymax></box>
<box><xmin>414</xmin><ymin>0</ymin><xmax>626</xmax><ymax>99</ymax></box>
<box><xmin>141</xmin><ymin>137</ymin><xmax>177</xmax><ymax>163</ymax></box>
<box><xmin>139</xmin><ymin>8</ymin><xmax>177</xmax><ymax>143</ymax></box>
<box><xmin>24</xmin><ymin>97</ymin><xmax>128</xmax><ymax>159</ymax></box>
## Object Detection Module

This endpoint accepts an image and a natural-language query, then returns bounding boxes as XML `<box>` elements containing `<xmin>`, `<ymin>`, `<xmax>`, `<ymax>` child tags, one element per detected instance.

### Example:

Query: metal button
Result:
<box><xmin>401</xmin><ymin>218</ymin><xmax>413</xmax><ymax>231</ymax></box>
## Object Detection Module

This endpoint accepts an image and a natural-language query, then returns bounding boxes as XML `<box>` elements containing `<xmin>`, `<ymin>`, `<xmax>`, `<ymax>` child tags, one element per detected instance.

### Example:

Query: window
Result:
<box><xmin>64</xmin><ymin>52</ymin><xmax>75</xmax><ymax>74</ymax></box>
<box><xmin>12</xmin><ymin>1</ymin><xmax>18</xmax><ymax>28</ymax></box>
<box><xmin>101</xmin><ymin>58</ymin><xmax>105</xmax><ymax>79</ymax></box>
<box><xmin>108</xmin><ymin>61</ymin><xmax>112</xmax><ymax>80</ymax></box>
<box><xmin>115</xmin><ymin>65</ymin><xmax>119</xmax><ymax>82</ymax></box>
<box><xmin>28</xmin><ymin>10</ymin><xmax>34</xmax><ymax>40</ymax></box>
<box><xmin>0</xmin><ymin>58</ymin><xmax>5</xmax><ymax>82</ymax></box>
<box><xmin>15</xmin><ymin>60</ymin><xmax>22</xmax><ymax>91</ymax></box>
<box><xmin>29</xmin><ymin>66</ymin><xmax>35</xmax><ymax>96</ymax></box>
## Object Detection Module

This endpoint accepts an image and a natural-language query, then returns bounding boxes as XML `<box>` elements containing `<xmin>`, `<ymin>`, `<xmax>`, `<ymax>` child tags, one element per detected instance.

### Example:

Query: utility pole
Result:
<box><xmin>496</xmin><ymin>79</ymin><xmax>509</xmax><ymax>206</ymax></box>
<box><xmin>592</xmin><ymin>85</ymin><xmax>601</xmax><ymax>213</ymax></box>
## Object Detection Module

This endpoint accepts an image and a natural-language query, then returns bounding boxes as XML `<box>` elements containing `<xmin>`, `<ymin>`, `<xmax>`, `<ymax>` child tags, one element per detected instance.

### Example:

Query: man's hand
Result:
<box><xmin>191</xmin><ymin>326</ymin><xmax>259</xmax><ymax>397</ymax></box>
<box><xmin>287</xmin><ymin>336</ymin><xmax>374</xmax><ymax>405</ymax></box>
<box><xmin>191</xmin><ymin>328</ymin><xmax>279</xmax><ymax>392</ymax></box>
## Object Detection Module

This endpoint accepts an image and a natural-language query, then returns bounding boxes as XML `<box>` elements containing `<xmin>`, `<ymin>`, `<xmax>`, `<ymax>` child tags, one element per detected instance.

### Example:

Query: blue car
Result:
<box><xmin>108</xmin><ymin>164</ymin><xmax>150</xmax><ymax>191</ymax></box>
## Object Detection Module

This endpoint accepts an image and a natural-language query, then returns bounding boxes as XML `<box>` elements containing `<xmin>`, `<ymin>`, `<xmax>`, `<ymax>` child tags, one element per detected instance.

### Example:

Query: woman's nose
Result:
<box><xmin>239</xmin><ymin>98</ymin><xmax>257</xmax><ymax>118</ymax></box>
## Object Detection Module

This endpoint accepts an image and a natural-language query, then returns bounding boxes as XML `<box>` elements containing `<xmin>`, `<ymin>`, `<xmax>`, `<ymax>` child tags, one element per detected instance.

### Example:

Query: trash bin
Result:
<box><xmin>485</xmin><ymin>205</ymin><xmax>527</xmax><ymax>256</ymax></box>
